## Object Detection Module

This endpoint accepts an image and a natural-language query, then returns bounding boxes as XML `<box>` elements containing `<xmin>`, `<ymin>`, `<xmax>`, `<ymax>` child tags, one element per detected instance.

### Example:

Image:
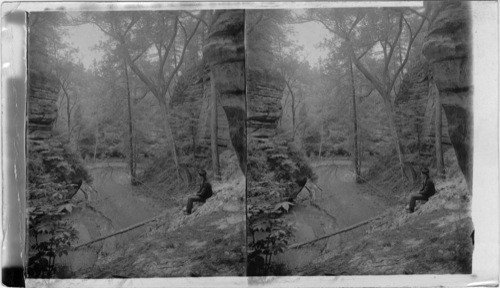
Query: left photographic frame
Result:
<box><xmin>20</xmin><ymin>6</ymin><xmax>247</xmax><ymax>280</ymax></box>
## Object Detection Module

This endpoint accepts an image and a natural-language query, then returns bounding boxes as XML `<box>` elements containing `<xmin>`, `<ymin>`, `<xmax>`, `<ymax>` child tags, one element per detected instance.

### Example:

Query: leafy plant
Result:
<box><xmin>27</xmin><ymin>182</ymin><xmax>79</xmax><ymax>278</ymax></box>
<box><xmin>247</xmin><ymin>201</ymin><xmax>294</xmax><ymax>276</ymax></box>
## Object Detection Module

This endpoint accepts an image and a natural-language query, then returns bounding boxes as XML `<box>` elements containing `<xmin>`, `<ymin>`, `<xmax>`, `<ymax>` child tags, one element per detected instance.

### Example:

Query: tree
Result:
<box><xmin>54</xmin><ymin>59</ymin><xmax>87</xmax><ymax>144</ymax></box>
<box><xmin>123</xmin><ymin>59</ymin><xmax>137</xmax><ymax>183</ymax></box>
<box><xmin>432</xmin><ymin>81</ymin><xmax>445</xmax><ymax>178</ymax></box>
<box><xmin>349</xmin><ymin>55</ymin><xmax>360</xmax><ymax>182</ymax></box>
<box><xmin>210</xmin><ymin>70</ymin><xmax>221</xmax><ymax>180</ymax></box>
<box><xmin>308</xmin><ymin>8</ymin><xmax>427</xmax><ymax>179</ymax></box>
<box><xmin>82</xmin><ymin>11</ymin><xmax>205</xmax><ymax>181</ymax></box>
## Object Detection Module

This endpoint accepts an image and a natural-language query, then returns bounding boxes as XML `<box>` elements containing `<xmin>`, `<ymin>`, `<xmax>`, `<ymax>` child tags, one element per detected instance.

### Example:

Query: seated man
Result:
<box><xmin>407</xmin><ymin>167</ymin><xmax>436</xmax><ymax>213</ymax></box>
<box><xmin>185</xmin><ymin>170</ymin><xmax>213</xmax><ymax>215</ymax></box>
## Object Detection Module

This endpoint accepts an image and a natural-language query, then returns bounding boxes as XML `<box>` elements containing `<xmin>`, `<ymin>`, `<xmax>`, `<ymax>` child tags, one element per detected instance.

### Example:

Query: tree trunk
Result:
<box><xmin>123</xmin><ymin>60</ymin><xmax>136</xmax><ymax>184</ymax></box>
<box><xmin>204</xmin><ymin>10</ymin><xmax>246</xmax><ymax>174</ymax></box>
<box><xmin>285</xmin><ymin>81</ymin><xmax>296</xmax><ymax>139</ymax></box>
<box><xmin>210</xmin><ymin>70</ymin><xmax>221</xmax><ymax>180</ymax></box>
<box><xmin>433</xmin><ymin>82</ymin><xmax>445</xmax><ymax>178</ymax></box>
<box><xmin>358</xmin><ymin>137</ymin><xmax>363</xmax><ymax>172</ymax></box>
<box><xmin>93</xmin><ymin>128</ymin><xmax>98</xmax><ymax>162</ymax></box>
<box><xmin>349</xmin><ymin>56</ymin><xmax>360</xmax><ymax>182</ymax></box>
<box><xmin>191</xmin><ymin>126</ymin><xmax>196</xmax><ymax>159</ymax></box>
<box><xmin>65</xmin><ymin>93</ymin><xmax>71</xmax><ymax>143</ymax></box>
<box><xmin>417</xmin><ymin>122</ymin><xmax>421</xmax><ymax>155</ymax></box>
<box><xmin>159</xmin><ymin>99</ymin><xmax>181</xmax><ymax>183</ymax></box>
<box><xmin>383</xmin><ymin>97</ymin><xmax>406</xmax><ymax>180</ymax></box>
<box><xmin>318</xmin><ymin>121</ymin><xmax>324</xmax><ymax>160</ymax></box>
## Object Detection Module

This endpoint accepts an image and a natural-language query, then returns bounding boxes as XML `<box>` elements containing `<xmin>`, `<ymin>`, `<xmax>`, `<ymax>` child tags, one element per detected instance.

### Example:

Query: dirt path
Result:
<box><xmin>278</xmin><ymin>160</ymin><xmax>387</xmax><ymax>270</ymax></box>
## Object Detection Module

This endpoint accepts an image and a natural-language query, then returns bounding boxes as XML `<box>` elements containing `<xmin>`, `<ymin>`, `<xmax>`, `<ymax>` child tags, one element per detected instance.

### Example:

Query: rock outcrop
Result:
<box><xmin>27</xmin><ymin>70</ymin><xmax>60</xmax><ymax>148</ymax></box>
<box><xmin>422</xmin><ymin>1</ymin><xmax>472</xmax><ymax>191</ymax></box>
<box><xmin>170</xmin><ymin>64</ymin><xmax>232</xmax><ymax>151</ymax></box>
<box><xmin>395</xmin><ymin>56</ymin><xmax>452</xmax><ymax>157</ymax></box>
<box><xmin>203</xmin><ymin>10</ymin><xmax>246</xmax><ymax>174</ymax></box>
<box><xmin>27</xmin><ymin>21</ymin><xmax>91</xmax><ymax>195</ymax></box>
<box><xmin>246</xmin><ymin>11</ymin><xmax>314</xmax><ymax>201</ymax></box>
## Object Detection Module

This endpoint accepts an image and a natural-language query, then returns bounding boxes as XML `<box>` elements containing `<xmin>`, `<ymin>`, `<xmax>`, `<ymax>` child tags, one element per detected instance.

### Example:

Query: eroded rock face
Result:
<box><xmin>247</xmin><ymin>68</ymin><xmax>285</xmax><ymax>139</ymax></box>
<box><xmin>395</xmin><ymin>56</ymin><xmax>451</xmax><ymax>155</ymax></box>
<box><xmin>28</xmin><ymin>70</ymin><xmax>60</xmax><ymax>147</ymax></box>
<box><xmin>422</xmin><ymin>1</ymin><xmax>472</xmax><ymax>191</ymax></box>
<box><xmin>27</xmin><ymin>67</ymin><xmax>90</xmax><ymax>192</ymax></box>
<box><xmin>204</xmin><ymin>10</ymin><xmax>246</xmax><ymax>173</ymax></box>
<box><xmin>245</xmin><ymin>11</ymin><xmax>314</xmax><ymax>201</ymax></box>
<box><xmin>203</xmin><ymin>10</ymin><xmax>312</xmax><ymax>197</ymax></box>
<box><xmin>170</xmin><ymin>64</ymin><xmax>232</xmax><ymax>151</ymax></box>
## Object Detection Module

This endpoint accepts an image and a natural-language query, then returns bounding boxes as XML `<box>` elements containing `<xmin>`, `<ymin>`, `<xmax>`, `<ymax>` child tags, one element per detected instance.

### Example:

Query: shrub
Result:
<box><xmin>27</xmin><ymin>183</ymin><xmax>78</xmax><ymax>278</ymax></box>
<box><xmin>247</xmin><ymin>201</ymin><xmax>294</xmax><ymax>276</ymax></box>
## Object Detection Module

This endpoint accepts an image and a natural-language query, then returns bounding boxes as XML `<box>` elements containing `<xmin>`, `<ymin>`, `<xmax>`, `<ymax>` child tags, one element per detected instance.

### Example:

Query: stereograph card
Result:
<box><xmin>0</xmin><ymin>1</ymin><xmax>498</xmax><ymax>287</ymax></box>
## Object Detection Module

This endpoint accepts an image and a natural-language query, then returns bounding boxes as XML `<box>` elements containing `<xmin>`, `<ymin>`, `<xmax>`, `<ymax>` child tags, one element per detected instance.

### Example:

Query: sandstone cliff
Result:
<box><xmin>246</xmin><ymin>11</ymin><xmax>314</xmax><ymax>202</ymax></box>
<box><xmin>203</xmin><ymin>10</ymin><xmax>247</xmax><ymax>174</ymax></box>
<box><xmin>170</xmin><ymin>63</ymin><xmax>232</xmax><ymax>152</ymax></box>
<box><xmin>422</xmin><ymin>1</ymin><xmax>472</xmax><ymax>191</ymax></box>
<box><xmin>395</xmin><ymin>55</ymin><xmax>452</xmax><ymax>161</ymax></box>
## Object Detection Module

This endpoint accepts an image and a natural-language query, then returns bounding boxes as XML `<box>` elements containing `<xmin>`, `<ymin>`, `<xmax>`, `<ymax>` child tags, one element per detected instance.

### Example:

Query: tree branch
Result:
<box><xmin>182</xmin><ymin>10</ymin><xmax>209</xmax><ymax>28</ymax></box>
<box><xmin>159</xmin><ymin>16</ymin><xmax>179</xmax><ymax>81</ymax></box>
<box><xmin>406</xmin><ymin>7</ymin><xmax>429</xmax><ymax>21</ymax></box>
<box><xmin>247</xmin><ymin>11</ymin><xmax>264</xmax><ymax>35</ymax></box>
<box><xmin>356</xmin><ymin>41</ymin><xmax>377</xmax><ymax>60</ymax></box>
<box><xmin>347</xmin><ymin>42</ymin><xmax>385</xmax><ymax>96</ymax></box>
<box><xmin>124</xmin><ymin>16</ymin><xmax>138</xmax><ymax>36</ymax></box>
<box><xmin>384</xmin><ymin>13</ymin><xmax>404</xmax><ymax>80</ymax></box>
<box><xmin>388</xmin><ymin>15</ymin><xmax>426</xmax><ymax>94</ymax></box>
<box><xmin>161</xmin><ymin>13</ymin><xmax>203</xmax><ymax>98</ymax></box>
<box><xmin>347</xmin><ymin>11</ymin><xmax>364</xmax><ymax>37</ymax></box>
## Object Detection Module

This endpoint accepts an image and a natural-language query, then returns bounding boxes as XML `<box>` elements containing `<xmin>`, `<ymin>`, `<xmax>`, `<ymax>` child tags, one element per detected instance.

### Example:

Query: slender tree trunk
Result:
<box><xmin>191</xmin><ymin>127</ymin><xmax>196</xmax><ymax>159</ymax></box>
<box><xmin>383</xmin><ymin>97</ymin><xmax>406</xmax><ymax>179</ymax></box>
<box><xmin>285</xmin><ymin>81</ymin><xmax>296</xmax><ymax>139</ymax></box>
<box><xmin>433</xmin><ymin>82</ymin><xmax>445</xmax><ymax>178</ymax></box>
<box><xmin>93</xmin><ymin>127</ymin><xmax>98</xmax><ymax>162</ymax></box>
<box><xmin>123</xmin><ymin>60</ymin><xmax>136</xmax><ymax>184</ymax></box>
<box><xmin>65</xmin><ymin>93</ymin><xmax>71</xmax><ymax>143</ymax></box>
<box><xmin>318</xmin><ymin>121</ymin><xmax>324</xmax><ymax>160</ymax></box>
<box><xmin>359</xmin><ymin>137</ymin><xmax>363</xmax><ymax>172</ymax></box>
<box><xmin>210</xmin><ymin>70</ymin><xmax>221</xmax><ymax>180</ymax></box>
<box><xmin>350</xmin><ymin>57</ymin><xmax>360</xmax><ymax>182</ymax></box>
<box><xmin>417</xmin><ymin>122</ymin><xmax>421</xmax><ymax>154</ymax></box>
<box><xmin>159</xmin><ymin>99</ymin><xmax>181</xmax><ymax>183</ymax></box>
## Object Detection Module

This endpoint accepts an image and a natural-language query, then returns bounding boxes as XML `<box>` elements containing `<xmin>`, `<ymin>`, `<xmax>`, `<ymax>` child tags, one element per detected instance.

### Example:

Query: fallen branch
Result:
<box><xmin>73</xmin><ymin>214</ymin><xmax>163</xmax><ymax>249</ymax></box>
<box><xmin>288</xmin><ymin>214</ymin><xmax>384</xmax><ymax>249</ymax></box>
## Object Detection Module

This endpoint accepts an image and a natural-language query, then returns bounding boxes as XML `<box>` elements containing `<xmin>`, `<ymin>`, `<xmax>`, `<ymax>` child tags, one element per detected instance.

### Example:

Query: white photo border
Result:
<box><xmin>1</xmin><ymin>1</ymin><xmax>498</xmax><ymax>287</ymax></box>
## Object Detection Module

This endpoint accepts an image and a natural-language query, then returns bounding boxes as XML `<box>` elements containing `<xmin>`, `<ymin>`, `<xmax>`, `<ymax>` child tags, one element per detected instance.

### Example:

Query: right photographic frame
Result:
<box><xmin>245</xmin><ymin>1</ymin><xmax>498</xmax><ymax>281</ymax></box>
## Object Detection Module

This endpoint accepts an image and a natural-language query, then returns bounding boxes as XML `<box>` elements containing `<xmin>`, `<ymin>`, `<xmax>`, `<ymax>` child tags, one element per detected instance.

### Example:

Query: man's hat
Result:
<box><xmin>421</xmin><ymin>167</ymin><xmax>429</xmax><ymax>175</ymax></box>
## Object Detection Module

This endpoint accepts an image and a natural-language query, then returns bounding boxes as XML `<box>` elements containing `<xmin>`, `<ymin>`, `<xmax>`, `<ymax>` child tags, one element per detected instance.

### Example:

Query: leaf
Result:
<box><xmin>252</xmin><ymin>222</ymin><xmax>268</xmax><ymax>232</ymax></box>
<box><xmin>57</xmin><ymin>204</ymin><xmax>74</xmax><ymax>214</ymax></box>
<box><xmin>273</xmin><ymin>201</ymin><xmax>294</xmax><ymax>213</ymax></box>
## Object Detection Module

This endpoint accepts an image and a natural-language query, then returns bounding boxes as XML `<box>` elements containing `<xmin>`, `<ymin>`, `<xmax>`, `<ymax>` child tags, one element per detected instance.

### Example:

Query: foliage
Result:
<box><xmin>28</xmin><ymin>12</ymin><xmax>69</xmax><ymax>74</ymax></box>
<box><xmin>247</xmin><ymin>202</ymin><xmax>294</xmax><ymax>276</ymax></box>
<box><xmin>247</xmin><ymin>135</ymin><xmax>315</xmax><ymax>201</ymax></box>
<box><xmin>29</xmin><ymin>136</ymin><xmax>91</xmax><ymax>187</ymax></box>
<box><xmin>27</xmin><ymin>182</ymin><xmax>79</xmax><ymax>278</ymax></box>
<box><xmin>27</xmin><ymin>134</ymin><xmax>90</xmax><ymax>277</ymax></box>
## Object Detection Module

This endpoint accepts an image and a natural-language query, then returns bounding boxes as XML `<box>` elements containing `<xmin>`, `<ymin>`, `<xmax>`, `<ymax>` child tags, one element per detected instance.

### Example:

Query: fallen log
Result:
<box><xmin>73</xmin><ymin>214</ymin><xmax>163</xmax><ymax>249</ymax></box>
<box><xmin>288</xmin><ymin>214</ymin><xmax>383</xmax><ymax>249</ymax></box>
